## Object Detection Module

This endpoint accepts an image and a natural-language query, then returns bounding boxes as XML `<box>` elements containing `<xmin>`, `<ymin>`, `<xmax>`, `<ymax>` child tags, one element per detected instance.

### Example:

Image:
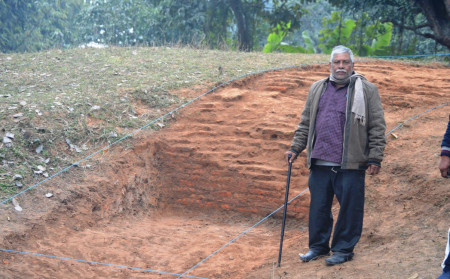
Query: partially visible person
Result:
<box><xmin>437</xmin><ymin>115</ymin><xmax>450</xmax><ymax>279</ymax></box>
<box><xmin>438</xmin><ymin>228</ymin><xmax>450</xmax><ymax>279</ymax></box>
<box><xmin>439</xmin><ymin>114</ymin><xmax>450</xmax><ymax>178</ymax></box>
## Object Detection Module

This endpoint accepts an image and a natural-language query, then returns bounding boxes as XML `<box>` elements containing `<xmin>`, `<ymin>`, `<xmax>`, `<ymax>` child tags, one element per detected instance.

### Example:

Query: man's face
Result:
<box><xmin>330</xmin><ymin>52</ymin><xmax>354</xmax><ymax>80</ymax></box>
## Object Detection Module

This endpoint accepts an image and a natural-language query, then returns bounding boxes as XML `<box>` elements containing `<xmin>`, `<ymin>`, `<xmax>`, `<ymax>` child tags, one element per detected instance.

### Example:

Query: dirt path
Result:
<box><xmin>1</xmin><ymin>60</ymin><xmax>449</xmax><ymax>279</ymax></box>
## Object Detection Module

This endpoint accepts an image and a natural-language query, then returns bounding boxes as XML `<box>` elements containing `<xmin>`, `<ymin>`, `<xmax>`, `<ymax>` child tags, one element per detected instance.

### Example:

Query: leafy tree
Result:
<box><xmin>78</xmin><ymin>0</ymin><xmax>164</xmax><ymax>46</ymax></box>
<box><xmin>154</xmin><ymin>0</ymin><xmax>208</xmax><ymax>45</ymax></box>
<box><xmin>318</xmin><ymin>11</ymin><xmax>392</xmax><ymax>56</ymax></box>
<box><xmin>263</xmin><ymin>21</ymin><xmax>316</xmax><ymax>53</ymax></box>
<box><xmin>228</xmin><ymin>0</ymin><xmax>254</xmax><ymax>51</ymax></box>
<box><xmin>328</xmin><ymin>0</ymin><xmax>449</xmax><ymax>51</ymax></box>
<box><xmin>263</xmin><ymin>21</ymin><xmax>292</xmax><ymax>53</ymax></box>
<box><xmin>204</xmin><ymin>0</ymin><xmax>232</xmax><ymax>49</ymax></box>
<box><xmin>414</xmin><ymin>0</ymin><xmax>449</xmax><ymax>49</ymax></box>
<box><xmin>318</xmin><ymin>11</ymin><xmax>356</xmax><ymax>53</ymax></box>
<box><xmin>0</xmin><ymin>0</ymin><xmax>83</xmax><ymax>52</ymax></box>
<box><xmin>302</xmin><ymin>31</ymin><xmax>316</xmax><ymax>53</ymax></box>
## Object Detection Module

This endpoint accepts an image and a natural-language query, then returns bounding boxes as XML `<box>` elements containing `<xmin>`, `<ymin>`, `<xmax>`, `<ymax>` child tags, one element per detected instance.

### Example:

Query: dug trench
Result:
<box><xmin>1</xmin><ymin>61</ymin><xmax>449</xmax><ymax>279</ymax></box>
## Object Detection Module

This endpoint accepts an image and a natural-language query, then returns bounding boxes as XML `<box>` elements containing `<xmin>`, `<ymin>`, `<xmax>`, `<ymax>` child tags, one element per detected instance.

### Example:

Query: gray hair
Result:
<box><xmin>330</xmin><ymin>45</ymin><xmax>354</xmax><ymax>63</ymax></box>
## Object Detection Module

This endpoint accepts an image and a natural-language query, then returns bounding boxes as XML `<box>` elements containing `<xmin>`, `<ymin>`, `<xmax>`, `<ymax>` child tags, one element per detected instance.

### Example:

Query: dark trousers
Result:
<box><xmin>443</xmin><ymin>228</ymin><xmax>450</xmax><ymax>272</ymax></box>
<box><xmin>308</xmin><ymin>165</ymin><xmax>365</xmax><ymax>255</ymax></box>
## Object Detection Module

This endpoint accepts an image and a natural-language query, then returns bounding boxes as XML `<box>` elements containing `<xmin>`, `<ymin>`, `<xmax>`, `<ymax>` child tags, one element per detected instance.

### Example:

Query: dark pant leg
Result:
<box><xmin>308</xmin><ymin>166</ymin><xmax>335</xmax><ymax>253</ymax></box>
<box><xmin>331</xmin><ymin>169</ymin><xmax>365</xmax><ymax>254</ymax></box>
<box><xmin>443</xmin><ymin>228</ymin><xmax>450</xmax><ymax>272</ymax></box>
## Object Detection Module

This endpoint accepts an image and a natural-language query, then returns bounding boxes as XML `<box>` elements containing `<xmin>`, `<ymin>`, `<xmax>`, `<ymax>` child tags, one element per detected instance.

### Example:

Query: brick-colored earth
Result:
<box><xmin>1</xmin><ymin>60</ymin><xmax>449</xmax><ymax>278</ymax></box>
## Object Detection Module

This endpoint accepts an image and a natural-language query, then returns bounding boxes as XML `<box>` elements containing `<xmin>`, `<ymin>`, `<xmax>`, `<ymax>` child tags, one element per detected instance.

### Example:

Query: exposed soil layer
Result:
<box><xmin>1</xmin><ymin>60</ymin><xmax>449</xmax><ymax>279</ymax></box>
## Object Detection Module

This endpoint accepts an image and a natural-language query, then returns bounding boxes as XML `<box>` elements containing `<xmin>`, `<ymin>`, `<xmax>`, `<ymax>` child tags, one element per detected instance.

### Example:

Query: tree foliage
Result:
<box><xmin>0</xmin><ymin>0</ymin><xmax>447</xmax><ymax>54</ymax></box>
<box><xmin>263</xmin><ymin>21</ymin><xmax>315</xmax><ymax>53</ymax></box>
<box><xmin>319</xmin><ymin>11</ymin><xmax>392</xmax><ymax>56</ymax></box>
<box><xmin>77</xmin><ymin>0</ymin><xmax>208</xmax><ymax>46</ymax></box>
<box><xmin>0</xmin><ymin>0</ymin><xmax>83</xmax><ymax>52</ymax></box>
<box><xmin>328</xmin><ymin>0</ymin><xmax>450</xmax><ymax>51</ymax></box>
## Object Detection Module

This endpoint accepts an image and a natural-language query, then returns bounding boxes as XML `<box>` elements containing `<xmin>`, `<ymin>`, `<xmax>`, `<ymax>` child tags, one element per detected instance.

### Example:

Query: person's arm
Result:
<box><xmin>285</xmin><ymin>83</ymin><xmax>320</xmax><ymax>164</ymax></box>
<box><xmin>366</xmin><ymin>84</ymin><xmax>386</xmax><ymax>174</ymax></box>
<box><xmin>439</xmin><ymin>115</ymin><xmax>450</xmax><ymax>178</ymax></box>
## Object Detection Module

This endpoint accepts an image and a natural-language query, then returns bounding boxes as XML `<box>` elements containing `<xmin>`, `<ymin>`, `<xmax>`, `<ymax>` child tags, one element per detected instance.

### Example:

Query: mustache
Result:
<box><xmin>336</xmin><ymin>69</ymin><xmax>347</xmax><ymax>73</ymax></box>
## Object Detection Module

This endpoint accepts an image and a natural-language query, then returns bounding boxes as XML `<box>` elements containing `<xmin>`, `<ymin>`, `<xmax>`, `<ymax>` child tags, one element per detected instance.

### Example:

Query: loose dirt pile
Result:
<box><xmin>1</xmin><ymin>60</ymin><xmax>449</xmax><ymax>279</ymax></box>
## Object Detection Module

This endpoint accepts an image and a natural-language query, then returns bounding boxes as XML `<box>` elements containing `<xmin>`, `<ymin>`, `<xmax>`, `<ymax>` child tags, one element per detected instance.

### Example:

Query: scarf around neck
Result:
<box><xmin>330</xmin><ymin>72</ymin><xmax>366</xmax><ymax>126</ymax></box>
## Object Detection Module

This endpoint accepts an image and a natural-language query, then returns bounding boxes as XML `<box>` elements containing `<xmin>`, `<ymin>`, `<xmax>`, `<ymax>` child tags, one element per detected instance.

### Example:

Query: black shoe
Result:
<box><xmin>325</xmin><ymin>252</ymin><xmax>354</xmax><ymax>265</ymax></box>
<box><xmin>299</xmin><ymin>250</ymin><xmax>330</xmax><ymax>262</ymax></box>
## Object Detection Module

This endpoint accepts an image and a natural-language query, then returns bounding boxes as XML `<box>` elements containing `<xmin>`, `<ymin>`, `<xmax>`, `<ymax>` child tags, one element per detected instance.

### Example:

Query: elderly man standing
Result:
<box><xmin>285</xmin><ymin>45</ymin><xmax>386</xmax><ymax>265</ymax></box>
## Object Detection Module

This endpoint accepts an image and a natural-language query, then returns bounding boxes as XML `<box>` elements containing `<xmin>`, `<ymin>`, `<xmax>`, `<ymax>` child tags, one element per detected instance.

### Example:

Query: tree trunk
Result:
<box><xmin>414</xmin><ymin>0</ymin><xmax>450</xmax><ymax>48</ymax></box>
<box><xmin>396</xmin><ymin>13</ymin><xmax>405</xmax><ymax>55</ymax></box>
<box><xmin>228</xmin><ymin>0</ymin><xmax>252</xmax><ymax>51</ymax></box>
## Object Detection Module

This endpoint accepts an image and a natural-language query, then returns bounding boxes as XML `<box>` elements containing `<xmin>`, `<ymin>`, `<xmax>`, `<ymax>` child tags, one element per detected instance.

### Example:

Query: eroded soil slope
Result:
<box><xmin>1</xmin><ymin>60</ymin><xmax>449</xmax><ymax>279</ymax></box>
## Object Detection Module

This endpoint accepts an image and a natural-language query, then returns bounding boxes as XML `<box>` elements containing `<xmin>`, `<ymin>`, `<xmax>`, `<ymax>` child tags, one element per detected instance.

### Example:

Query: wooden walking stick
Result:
<box><xmin>278</xmin><ymin>154</ymin><xmax>292</xmax><ymax>267</ymax></box>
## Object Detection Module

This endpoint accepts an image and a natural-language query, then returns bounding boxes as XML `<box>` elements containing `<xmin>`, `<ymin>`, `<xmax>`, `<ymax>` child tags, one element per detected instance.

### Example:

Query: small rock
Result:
<box><xmin>73</xmin><ymin>145</ymin><xmax>82</xmax><ymax>153</ymax></box>
<box><xmin>12</xmin><ymin>113</ymin><xmax>23</xmax><ymax>118</ymax></box>
<box><xmin>2</xmin><ymin>137</ymin><xmax>12</xmax><ymax>144</ymax></box>
<box><xmin>19</xmin><ymin>101</ymin><xmax>27</xmax><ymax>106</ymax></box>
<box><xmin>36</xmin><ymin>144</ymin><xmax>43</xmax><ymax>154</ymax></box>
<box><xmin>13</xmin><ymin>174</ymin><xmax>23</xmax><ymax>180</ymax></box>
<box><xmin>39</xmin><ymin>157</ymin><xmax>50</xmax><ymax>164</ymax></box>
<box><xmin>45</xmin><ymin>193</ymin><xmax>53</xmax><ymax>198</ymax></box>
<box><xmin>15</xmin><ymin>181</ymin><xmax>23</xmax><ymax>188</ymax></box>
<box><xmin>157</xmin><ymin>122</ymin><xmax>165</xmax><ymax>128</ymax></box>
<box><xmin>37</xmin><ymin>165</ymin><xmax>46</xmax><ymax>172</ymax></box>
<box><xmin>109</xmin><ymin>131</ymin><xmax>118</xmax><ymax>138</ymax></box>
<box><xmin>5</xmin><ymin>132</ymin><xmax>14</xmax><ymax>139</ymax></box>
<box><xmin>91</xmin><ymin>105</ymin><xmax>101</xmax><ymax>111</ymax></box>
<box><xmin>12</xmin><ymin>198</ymin><xmax>22</xmax><ymax>212</ymax></box>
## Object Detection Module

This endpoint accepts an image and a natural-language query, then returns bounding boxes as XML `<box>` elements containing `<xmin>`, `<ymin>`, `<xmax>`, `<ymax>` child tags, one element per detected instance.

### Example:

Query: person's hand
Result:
<box><xmin>367</xmin><ymin>164</ymin><xmax>380</xmax><ymax>175</ymax></box>
<box><xmin>439</xmin><ymin>155</ymin><xmax>450</xmax><ymax>178</ymax></box>
<box><xmin>285</xmin><ymin>150</ymin><xmax>298</xmax><ymax>164</ymax></box>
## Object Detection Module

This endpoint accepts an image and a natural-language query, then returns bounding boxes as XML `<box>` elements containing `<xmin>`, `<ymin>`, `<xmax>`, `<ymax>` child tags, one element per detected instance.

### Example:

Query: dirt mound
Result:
<box><xmin>1</xmin><ymin>60</ymin><xmax>449</xmax><ymax>279</ymax></box>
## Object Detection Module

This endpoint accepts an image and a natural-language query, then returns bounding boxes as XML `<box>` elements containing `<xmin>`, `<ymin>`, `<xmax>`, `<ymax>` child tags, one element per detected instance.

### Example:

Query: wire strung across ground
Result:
<box><xmin>0</xmin><ymin>248</ymin><xmax>208</xmax><ymax>279</ymax></box>
<box><xmin>1</xmin><ymin>54</ymin><xmax>448</xmax><ymax>277</ymax></box>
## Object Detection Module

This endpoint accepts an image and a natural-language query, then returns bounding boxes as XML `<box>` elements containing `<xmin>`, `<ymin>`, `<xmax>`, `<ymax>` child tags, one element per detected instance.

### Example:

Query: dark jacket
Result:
<box><xmin>290</xmin><ymin>75</ymin><xmax>386</xmax><ymax>169</ymax></box>
<box><xmin>441</xmin><ymin>114</ymin><xmax>450</xmax><ymax>156</ymax></box>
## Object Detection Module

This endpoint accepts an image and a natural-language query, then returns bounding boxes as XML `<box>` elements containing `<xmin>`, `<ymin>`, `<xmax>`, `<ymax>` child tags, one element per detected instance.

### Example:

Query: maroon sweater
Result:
<box><xmin>311</xmin><ymin>81</ymin><xmax>348</xmax><ymax>164</ymax></box>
